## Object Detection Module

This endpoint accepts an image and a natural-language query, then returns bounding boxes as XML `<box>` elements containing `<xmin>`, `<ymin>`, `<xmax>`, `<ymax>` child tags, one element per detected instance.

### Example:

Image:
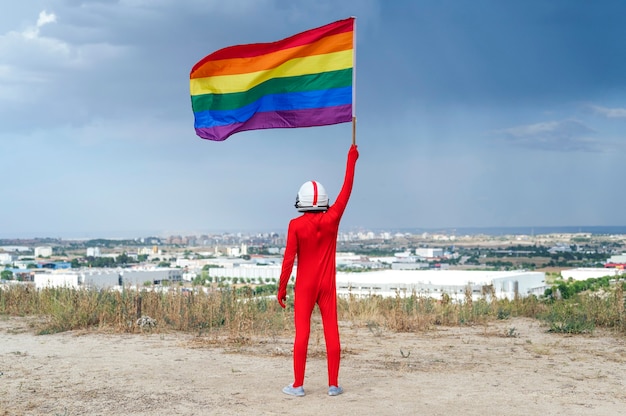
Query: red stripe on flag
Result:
<box><xmin>191</xmin><ymin>18</ymin><xmax>353</xmax><ymax>68</ymax></box>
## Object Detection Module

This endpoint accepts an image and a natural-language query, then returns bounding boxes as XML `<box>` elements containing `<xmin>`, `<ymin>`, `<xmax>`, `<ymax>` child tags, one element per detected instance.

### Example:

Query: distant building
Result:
<box><xmin>561</xmin><ymin>268</ymin><xmax>625</xmax><ymax>281</ymax></box>
<box><xmin>607</xmin><ymin>254</ymin><xmax>626</xmax><ymax>264</ymax></box>
<box><xmin>86</xmin><ymin>247</ymin><xmax>101</xmax><ymax>257</ymax></box>
<box><xmin>34</xmin><ymin>272</ymin><xmax>80</xmax><ymax>289</ymax></box>
<box><xmin>13</xmin><ymin>260</ymin><xmax>36</xmax><ymax>269</ymax></box>
<box><xmin>0</xmin><ymin>253</ymin><xmax>13</xmax><ymax>265</ymax></box>
<box><xmin>40</xmin><ymin>262</ymin><xmax>71</xmax><ymax>270</ymax></box>
<box><xmin>0</xmin><ymin>246</ymin><xmax>30</xmax><ymax>253</ymax></box>
<box><xmin>116</xmin><ymin>268</ymin><xmax>183</xmax><ymax>286</ymax></box>
<box><xmin>604</xmin><ymin>263</ymin><xmax>626</xmax><ymax>269</ymax></box>
<box><xmin>208</xmin><ymin>265</ymin><xmax>283</xmax><ymax>281</ymax></box>
<box><xmin>336</xmin><ymin>270</ymin><xmax>546</xmax><ymax>301</ymax></box>
<box><xmin>34</xmin><ymin>246</ymin><xmax>53</xmax><ymax>258</ymax></box>
<box><xmin>138</xmin><ymin>247</ymin><xmax>154</xmax><ymax>256</ymax></box>
<box><xmin>415</xmin><ymin>248</ymin><xmax>444</xmax><ymax>258</ymax></box>
<box><xmin>33</xmin><ymin>267</ymin><xmax>183</xmax><ymax>289</ymax></box>
<box><xmin>548</xmin><ymin>244</ymin><xmax>571</xmax><ymax>254</ymax></box>
<box><xmin>392</xmin><ymin>262</ymin><xmax>429</xmax><ymax>270</ymax></box>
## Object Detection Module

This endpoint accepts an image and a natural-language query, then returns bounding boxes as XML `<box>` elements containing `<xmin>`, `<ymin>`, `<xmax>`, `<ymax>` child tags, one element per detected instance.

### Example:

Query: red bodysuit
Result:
<box><xmin>278</xmin><ymin>145</ymin><xmax>358</xmax><ymax>388</ymax></box>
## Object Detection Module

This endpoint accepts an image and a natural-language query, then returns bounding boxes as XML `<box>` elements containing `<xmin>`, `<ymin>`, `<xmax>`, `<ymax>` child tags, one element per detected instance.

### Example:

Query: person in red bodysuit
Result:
<box><xmin>278</xmin><ymin>144</ymin><xmax>359</xmax><ymax>397</ymax></box>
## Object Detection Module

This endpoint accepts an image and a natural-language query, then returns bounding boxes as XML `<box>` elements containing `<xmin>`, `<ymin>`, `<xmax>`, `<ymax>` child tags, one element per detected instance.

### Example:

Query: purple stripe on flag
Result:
<box><xmin>195</xmin><ymin>105</ymin><xmax>352</xmax><ymax>141</ymax></box>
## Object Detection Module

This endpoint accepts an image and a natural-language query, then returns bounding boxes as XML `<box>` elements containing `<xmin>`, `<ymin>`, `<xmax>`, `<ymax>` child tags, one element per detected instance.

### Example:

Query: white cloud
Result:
<box><xmin>0</xmin><ymin>10</ymin><xmax>69</xmax><ymax>70</ymax></box>
<box><xmin>21</xmin><ymin>10</ymin><xmax>57</xmax><ymax>39</ymax></box>
<box><xmin>37</xmin><ymin>10</ymin><xmax>57</xmax><ymax>28</ymax></box>
<box><xmin>591</xmin><ymin>105</ymin><xmax>626</xmax><ymax>119</ymax></box>
<box><xmin>495</xmin><ymin>119</ymin><xmax>601</xmax><ymax>152</ymax></box>
<box><xmin>0</xmin><ymin>8</ymin><xmax>130</xmax><ymax>126</ymax></box>
<box><xmin>0</xmin><ymin>9</ymin><xmax>126</xmax><ymax>74</ymax></box>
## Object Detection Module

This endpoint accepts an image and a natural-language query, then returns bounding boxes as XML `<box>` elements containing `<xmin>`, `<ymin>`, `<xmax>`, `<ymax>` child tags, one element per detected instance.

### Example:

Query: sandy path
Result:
<box><xmin>1</xmin><ymin>316</ymin><xmax>625</xmax><ymax>415</ymax></box>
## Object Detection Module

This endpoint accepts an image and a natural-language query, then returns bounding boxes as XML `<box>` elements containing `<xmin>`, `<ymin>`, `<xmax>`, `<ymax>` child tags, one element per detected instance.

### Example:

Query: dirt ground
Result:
<box><xmin>1</xmin><ymin>316</ymin><xmax>625</xmax><ymax>416</ymax></box>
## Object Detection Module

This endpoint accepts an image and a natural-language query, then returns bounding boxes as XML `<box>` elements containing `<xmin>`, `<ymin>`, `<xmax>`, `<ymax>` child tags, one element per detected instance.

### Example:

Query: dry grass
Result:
<box><xmin>0</xmin><ymin>283</ymin><xmax>625</xmax><ymax>340</ymax></box>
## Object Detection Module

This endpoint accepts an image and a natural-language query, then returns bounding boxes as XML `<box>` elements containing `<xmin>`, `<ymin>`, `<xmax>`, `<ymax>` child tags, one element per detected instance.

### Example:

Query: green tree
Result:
<box><xmin>202</xmin><ymin>264</ymin><xmax>223</xmax><ymax>270</ymax></box>
<box><xmin>192</xmin><ymin>275</ymin><xmax>206</xmax><ymax>286</ymax></box>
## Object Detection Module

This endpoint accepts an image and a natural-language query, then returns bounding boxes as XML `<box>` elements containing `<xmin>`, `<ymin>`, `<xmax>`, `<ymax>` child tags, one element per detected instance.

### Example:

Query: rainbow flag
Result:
<box><xmin>190</xmin><ymin>17</ymin><xmax>355</xmax><ymax>141</ymax></box>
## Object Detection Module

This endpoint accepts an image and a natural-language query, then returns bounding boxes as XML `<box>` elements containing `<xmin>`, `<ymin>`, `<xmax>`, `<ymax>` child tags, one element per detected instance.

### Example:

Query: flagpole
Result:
<box><xmin>351</xmin><ymin>16</ymin><xmax>357</xmax><ymax>145</ymax></box>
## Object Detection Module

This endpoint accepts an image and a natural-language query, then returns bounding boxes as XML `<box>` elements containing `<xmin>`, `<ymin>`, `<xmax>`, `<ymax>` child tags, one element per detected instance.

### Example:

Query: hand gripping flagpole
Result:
<box><xmin>352</xmin><ymin>16</ymin><xmax>357</xmax><ymax>145</ymax></box>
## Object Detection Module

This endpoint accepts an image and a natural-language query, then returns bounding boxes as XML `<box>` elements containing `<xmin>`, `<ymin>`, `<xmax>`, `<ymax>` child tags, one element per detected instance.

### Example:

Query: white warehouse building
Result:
<box><xmin>335</xmin><ymin>270</ymin><xmax>546</xmax><ymax>301</ymax></box>
<box><xmin>415</xmin><ymin>248</ymin><xmax>443</xmax><ymax>258</ymax></box>
<box><xmin>34</xmin><ymin>272</ymin><xmax>80</xmax><ymax>289</ymax></box>
<box><xmin>208</xmin><ymin>265</ymin><xmax>283</xmax><ymax>281</ymax></box>
<box><xmin>34</xmin><ymin>268</ymin><xmax>183</xmax><ymax>289</ymax></box>
<box><xmin>560</xmin><ymin>268</ymin><xmax>626</xmax><ymax>281</ymax></box>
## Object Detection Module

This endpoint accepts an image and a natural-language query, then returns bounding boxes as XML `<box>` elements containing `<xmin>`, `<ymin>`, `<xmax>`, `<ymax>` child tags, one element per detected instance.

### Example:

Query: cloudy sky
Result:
<box><xmin>2</xmin><ymin>0</ymin><xmax>625</xmax><ymax>239</ymax></box>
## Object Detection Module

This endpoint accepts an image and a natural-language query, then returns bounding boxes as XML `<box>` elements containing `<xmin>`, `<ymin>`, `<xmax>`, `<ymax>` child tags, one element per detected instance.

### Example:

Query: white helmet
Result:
<box><xmin>295</xmin><ymin>180</ymin><xmax>329</xmax><ymax>212</ymax></box>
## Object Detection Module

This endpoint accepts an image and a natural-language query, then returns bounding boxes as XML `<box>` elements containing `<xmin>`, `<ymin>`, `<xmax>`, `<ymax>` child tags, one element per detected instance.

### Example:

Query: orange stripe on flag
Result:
<box><xmin>191</xmin><ymin>32</ymin><xmax>353</xmax><ymax>78</ymax></box>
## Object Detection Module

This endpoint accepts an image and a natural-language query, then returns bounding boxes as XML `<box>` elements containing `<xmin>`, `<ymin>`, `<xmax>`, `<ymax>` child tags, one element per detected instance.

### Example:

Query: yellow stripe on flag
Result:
<box><xmin>190</xmin><ymin>49</ymin><xmax>353</xmax><ymax>96</ymax></box>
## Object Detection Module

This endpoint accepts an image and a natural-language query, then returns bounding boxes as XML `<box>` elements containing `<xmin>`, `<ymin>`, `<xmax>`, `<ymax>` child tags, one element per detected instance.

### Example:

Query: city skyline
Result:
<box><xmin>3</xmin><ymin>224</ymin><xmax>626</xmax><ymax>243</ymax></box>
<box><xmin>2</xmin><ymin>1</ymin><xmax>626</xmax><ymax>239</ymax></box>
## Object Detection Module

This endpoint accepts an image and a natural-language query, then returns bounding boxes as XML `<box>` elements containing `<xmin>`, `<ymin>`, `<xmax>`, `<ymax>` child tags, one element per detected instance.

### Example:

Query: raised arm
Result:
<box><xmin>329</xmin><ymin>144</ymin><xmax>359</xmax><ymax>217</ymax></box>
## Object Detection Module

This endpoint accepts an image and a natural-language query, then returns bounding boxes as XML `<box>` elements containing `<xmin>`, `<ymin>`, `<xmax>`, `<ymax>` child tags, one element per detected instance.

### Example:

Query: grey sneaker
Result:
<box><xmin>282</xmin><ymin>384</ymin><xmax>305</xmax><ymax>397</ymax></box>
<box><xmin>328</xmin><ymin>386</ymin><xmax>344</xmax><ymax>396</ymax></box>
